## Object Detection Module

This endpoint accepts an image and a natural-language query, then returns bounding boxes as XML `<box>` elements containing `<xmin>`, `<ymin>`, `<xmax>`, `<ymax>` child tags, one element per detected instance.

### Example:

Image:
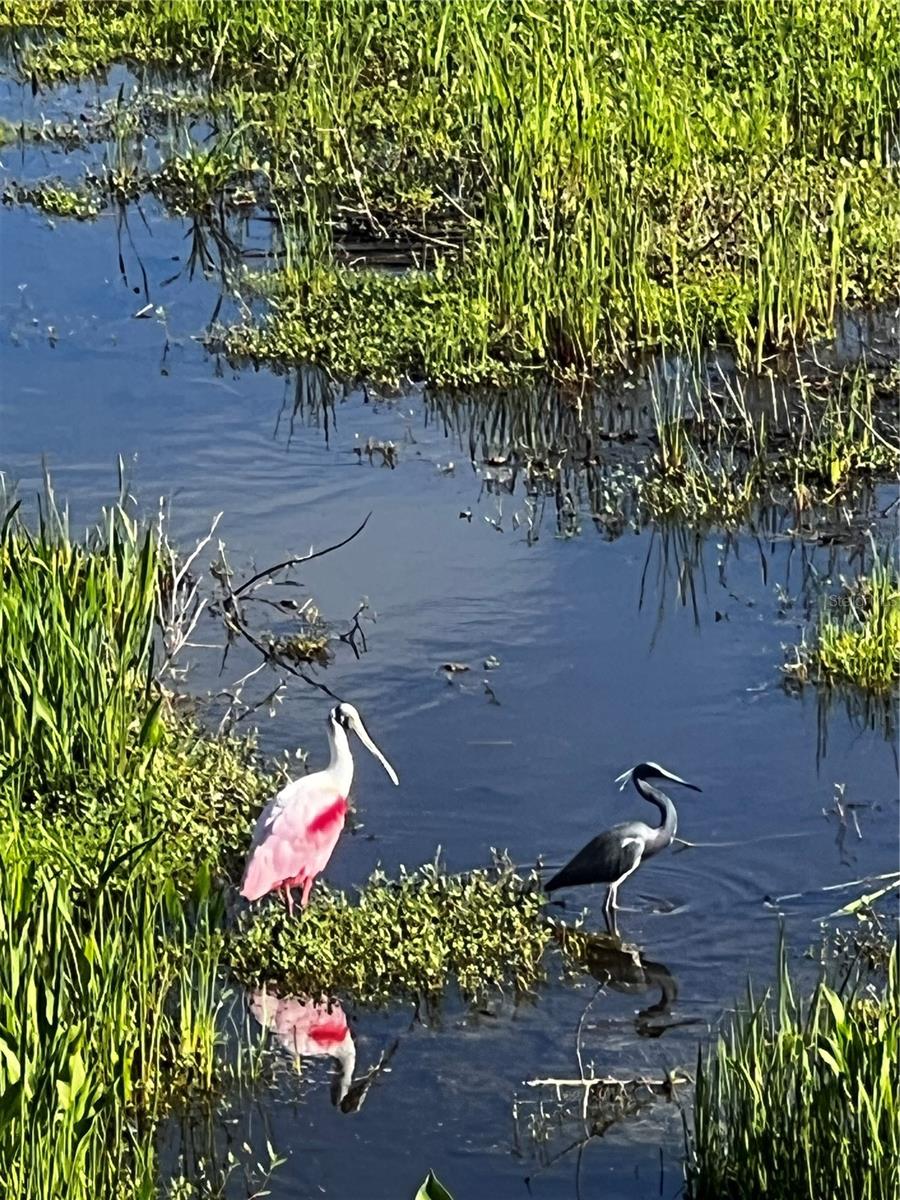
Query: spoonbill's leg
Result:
<box><xmin>301</xmin><ymin>877</ymin><xmax>314</xmax><ymax>908</ymax></box>
<box><xmin>284</xmin><ymin>886</ymin><xmax>294</xmax><ymax>917</ymax></box>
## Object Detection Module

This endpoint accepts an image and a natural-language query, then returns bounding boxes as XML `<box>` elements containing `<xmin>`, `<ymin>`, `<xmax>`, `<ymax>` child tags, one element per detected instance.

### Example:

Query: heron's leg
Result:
<box><xmin>609</xmin><ymin>883</ymin><xmax>619</xmax><ymax>911</ymax></box>
<box><xmin>603</xmin><ymin>886</ymin><xmax>613</xmax><ymax>914</ymax></box>
<box><xmin>300</xmin><ymin>877</ymin><xmax>313</xmax><ymax>908</ymax></box>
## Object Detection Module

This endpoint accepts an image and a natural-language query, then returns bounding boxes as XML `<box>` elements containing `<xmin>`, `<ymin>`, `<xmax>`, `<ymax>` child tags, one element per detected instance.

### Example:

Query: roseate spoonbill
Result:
<box><xmin>250</xmin><ymin>990</ymin><xmax>356</xmax><ymax>1105</ymax></box>
<box><xmin>545</xmin><ymin>762</ymin><xmax>701</xmax><ymax>931</ymax></box>
<box><xmin>241</xmin><ymin>702</ymin><xmax>398</xmax><ymax>914</ymax></box>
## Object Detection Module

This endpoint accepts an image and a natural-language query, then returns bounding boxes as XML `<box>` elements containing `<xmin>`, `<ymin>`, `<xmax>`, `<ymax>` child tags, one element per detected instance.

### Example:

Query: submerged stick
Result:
<box><xmin>525</xmin><ymin>1074</ymin><xmax>688</xmax><ymax>1090</ymax></box>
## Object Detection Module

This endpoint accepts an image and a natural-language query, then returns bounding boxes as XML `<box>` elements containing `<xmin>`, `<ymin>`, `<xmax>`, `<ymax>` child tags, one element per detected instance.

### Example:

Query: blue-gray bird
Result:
<box><xmin>545</xmin><ymin>762</ymin><xmax>701</xmax><ymax>929</ymax></box>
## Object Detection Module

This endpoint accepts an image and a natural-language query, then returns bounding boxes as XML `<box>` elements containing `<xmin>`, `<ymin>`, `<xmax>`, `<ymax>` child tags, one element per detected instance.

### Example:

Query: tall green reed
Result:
<box><xmin>0</xmin><ymin>494</ymin><xmax>159</xmax><ymax>805</ymax></box>
<box><xmin>688</xmin><ymin>938</ymin><xmax>899</xmax><ymax>1200</ymax></box>
<box><xmin>0</xmin><ymin>492</ymin><xmax>263</xmax><ymax>1197</ymax></box>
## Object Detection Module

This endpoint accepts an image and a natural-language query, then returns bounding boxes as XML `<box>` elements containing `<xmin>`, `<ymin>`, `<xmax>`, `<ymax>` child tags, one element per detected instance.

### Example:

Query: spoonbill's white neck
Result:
<box><xmin>326</xmin><ymin>718</ymin><xmax>355</xmax><ymax>797</ymax></box>
<box><xmin>332</xmin><ymin>1034</ymin><xmax>357</xmax><ymax>1104</ymax></box>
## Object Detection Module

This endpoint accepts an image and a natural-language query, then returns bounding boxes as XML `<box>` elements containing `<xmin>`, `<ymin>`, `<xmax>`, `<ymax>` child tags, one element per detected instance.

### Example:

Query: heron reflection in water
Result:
<box><xmin>569</xmin><ymin>932</ymin><xmax>701</xmax><ymax>1037</ymax></box>
<box><xmin>250</xmin><ymin>990</ymin><xmax>398</xmax><ymax>1112</ymax></box>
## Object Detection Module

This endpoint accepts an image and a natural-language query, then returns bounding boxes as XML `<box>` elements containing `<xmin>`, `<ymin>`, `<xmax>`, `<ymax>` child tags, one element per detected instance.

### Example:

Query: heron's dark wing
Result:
<box><xmin>545</xmin><ymin>830</ymin><xmax>643</xmax><ymax>892</ymax></box>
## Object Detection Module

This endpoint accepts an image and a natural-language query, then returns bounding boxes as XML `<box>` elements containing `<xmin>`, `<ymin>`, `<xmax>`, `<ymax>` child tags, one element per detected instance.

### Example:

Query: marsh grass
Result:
<box><xmin>0</xmin><ymin>855</ymin><xmax>227</xmax><ymax>1199</ymax></box>
<box><xmin>640</xmin><ymin>363</ymin><xmax>898</xmax><ymax>528</ymax></box>
<box><xmin>784</xmin><ymin>543</ymin><xmax>900</xmax><ymax>694</ymax></box>
<box><xmin>0</xmin><ymin>493</ymin><xmax>271</xmax><ymax>1197</ymax></box>
<box><xmin>687</xmin><ymin>939</ymin><xmax>899</xmax><ymax>1200</ymax></box>
<box><xmin>3</xmin><ymin>0</ymin><xmax>900</xmax><ymax>381</ymax></box>
<box><xmin>787</xmin><ymin>368</ymin><xmax>899</xmax><ymax>500</ymax></box>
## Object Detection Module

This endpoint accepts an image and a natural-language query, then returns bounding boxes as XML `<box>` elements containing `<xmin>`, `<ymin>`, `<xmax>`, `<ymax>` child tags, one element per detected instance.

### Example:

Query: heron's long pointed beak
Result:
<box><xmin>661</xmin><ymin>769</ymin><xmax>701</xmax><ymax>792</ymax></box>
<box><xmin>349</xmin><ymin>714</ymin><xmax>399</xmax><ymax>785</ymax></box>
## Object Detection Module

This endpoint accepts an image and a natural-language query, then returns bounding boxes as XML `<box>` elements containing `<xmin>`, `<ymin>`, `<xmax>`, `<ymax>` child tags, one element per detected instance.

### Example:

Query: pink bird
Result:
<box><xmin>241</xmin><ymin>702</ymin><xmax>398</xmax><ymax>914</ymax></box>
<box><xmin>249</xmin><ymin>990</ymin><xmax>356</xmax><ymax>1104</ymax></box>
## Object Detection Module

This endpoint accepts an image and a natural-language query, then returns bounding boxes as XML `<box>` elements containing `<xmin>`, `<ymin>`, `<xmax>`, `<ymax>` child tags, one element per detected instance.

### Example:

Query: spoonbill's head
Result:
<box><xmin>330</xmin><ymin>702</ymin><xmax>399</xmax><ymax>785</ymax></box>
<box><xmin>614</xmin><ymin>761</ymin><xmax>701</xmax><ymax>793</ymax></box>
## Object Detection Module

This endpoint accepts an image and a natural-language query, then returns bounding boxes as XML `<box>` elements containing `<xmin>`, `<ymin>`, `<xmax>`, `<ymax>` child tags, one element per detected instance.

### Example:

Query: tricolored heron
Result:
<box><xmin>545</xmin><ymin>761</ymin><xmax>701</xmax><ymax>931</ymax></box>
<box><xmin>241</xmin><ymin>703</ymin><xmax>398</xmax><ymax>914</ymax></box>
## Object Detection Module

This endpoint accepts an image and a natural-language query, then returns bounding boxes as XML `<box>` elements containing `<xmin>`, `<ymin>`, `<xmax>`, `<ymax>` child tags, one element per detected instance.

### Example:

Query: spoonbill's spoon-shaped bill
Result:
<box><xmin>345</xmin><ymin>705</ymin><xmax>399</xmax><ymax>786</ymax></box>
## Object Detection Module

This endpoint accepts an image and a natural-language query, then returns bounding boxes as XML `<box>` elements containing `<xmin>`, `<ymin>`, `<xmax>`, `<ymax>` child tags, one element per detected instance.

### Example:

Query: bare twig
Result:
<box><xmin>214</xmin><ymin>550</ymin><xmax>343</xmax><ymax>703</ymax></box>
<box><xmin>525</xmin><ymin>1073</ymin><xmax>688</xmax><ymax>1090</ymax></box>
<box><xmin>338</xmin><ymin>600</ymin><xmax>371</xmax><ymax>660</ymax></box>
<box><xmin>156</xmin><ymin>509</ymin><xmax>223</xmax><ymax>675</ymax></box>
<box><xmin>233</xmin><ymin>512</ymin><xmax>371</xmax><ymax>599</ymax></box>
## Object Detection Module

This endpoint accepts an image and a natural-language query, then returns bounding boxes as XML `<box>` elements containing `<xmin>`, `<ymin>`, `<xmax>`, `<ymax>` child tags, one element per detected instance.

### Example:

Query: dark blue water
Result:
<box><xmin>2</xmin><ymin>67</ymin><xmax>898</xmax><ymax>1200</ymax></box>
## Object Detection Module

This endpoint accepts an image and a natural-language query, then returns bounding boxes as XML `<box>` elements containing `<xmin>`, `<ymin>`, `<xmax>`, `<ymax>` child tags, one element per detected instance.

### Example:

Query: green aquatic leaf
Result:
<box><xmin>414</xmin><ymin>1171</ymin><xmax>455</xmax><ymax>1200</ymax></box>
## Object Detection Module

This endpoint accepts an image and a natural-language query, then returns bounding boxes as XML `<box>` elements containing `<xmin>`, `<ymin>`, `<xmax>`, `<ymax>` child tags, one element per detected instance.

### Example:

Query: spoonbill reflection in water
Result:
<box><xmin>545</xmin><ymin>762</ymin><xmax>701</xmax><ymax>931</ymax></box>
<box><xmin>250</xmin><ymin>991</ymin><xmax>356</xmax><ymax>1105</ymax></box>
<box><xmin>241</xmin><ymin>703</ymin><xmax>398</xmax><ymax>914</ymax></box>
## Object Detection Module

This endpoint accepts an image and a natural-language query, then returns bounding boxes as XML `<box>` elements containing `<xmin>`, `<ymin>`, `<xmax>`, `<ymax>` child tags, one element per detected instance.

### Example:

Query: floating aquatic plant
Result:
<box><xmin>2</xmin><ymin>179</ymin><xmax>102</xmax><ymax>219</ymax></box>
<box><xmin>229</xmin><ymin>857</ymin><xmax>572</xmax><ymax>1005</ymax></box>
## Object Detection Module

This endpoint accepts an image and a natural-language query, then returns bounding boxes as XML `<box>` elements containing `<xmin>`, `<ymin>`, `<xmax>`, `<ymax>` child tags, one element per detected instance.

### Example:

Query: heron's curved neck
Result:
<box><xmin>635</xmin><ymin>778</ymin><xmax>677</xmax><ymax>844</ymax></box>
<box><xmin>327</xmin><ymin>721</ymin><xmax>354</xmax><ymax>796</ymax></box>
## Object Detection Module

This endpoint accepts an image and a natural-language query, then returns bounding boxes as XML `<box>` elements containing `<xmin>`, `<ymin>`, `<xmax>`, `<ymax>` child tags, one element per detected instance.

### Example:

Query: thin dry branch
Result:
<box><xmin>233</xmin><ymin>512</ymin><xmax>371</xmax><ymax>599</ymax></box>
<box><xmin>525</xmin><ymin>1073</ymin><xmax>688</xmax><ymax>1090</ymax></box>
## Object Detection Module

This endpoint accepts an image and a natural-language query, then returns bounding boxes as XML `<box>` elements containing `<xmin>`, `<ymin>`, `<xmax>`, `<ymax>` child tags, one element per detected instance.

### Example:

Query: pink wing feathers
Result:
<box><xmin>249</xmin><ymin>992</ymin><xmax>351</xmax><ymax>1058</ymax></box>
<box><xmin>241</xmin><ymin>775</ymin><xmax>348</xmax><ymax>905</ymax></box>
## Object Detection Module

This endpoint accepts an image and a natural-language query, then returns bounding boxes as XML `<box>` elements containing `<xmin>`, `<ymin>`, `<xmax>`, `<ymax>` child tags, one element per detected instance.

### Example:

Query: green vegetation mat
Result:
<box><xmin>3</xmin><ymin>0</ymin><xmax>900</xmax><ymax>383</ymax></box>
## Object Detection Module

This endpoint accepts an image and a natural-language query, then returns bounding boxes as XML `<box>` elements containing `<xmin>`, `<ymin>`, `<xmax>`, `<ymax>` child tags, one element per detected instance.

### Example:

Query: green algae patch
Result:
<box><xmin>229</xmin><ymin>859</ymin><xmax>574</xmax><ymax>1005</ymax></box>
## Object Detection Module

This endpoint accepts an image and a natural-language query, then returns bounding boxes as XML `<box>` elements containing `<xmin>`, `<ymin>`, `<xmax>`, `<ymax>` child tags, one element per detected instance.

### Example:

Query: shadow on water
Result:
<box><xmin>561</xmin><ymin>931</ymin><xmax>699</xmax><ymax>1040</ymax></box>
<box><xmin>512</xmin><ymin>934</ymin><xmax>696</xmax><ymax>1197</ymax></box>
